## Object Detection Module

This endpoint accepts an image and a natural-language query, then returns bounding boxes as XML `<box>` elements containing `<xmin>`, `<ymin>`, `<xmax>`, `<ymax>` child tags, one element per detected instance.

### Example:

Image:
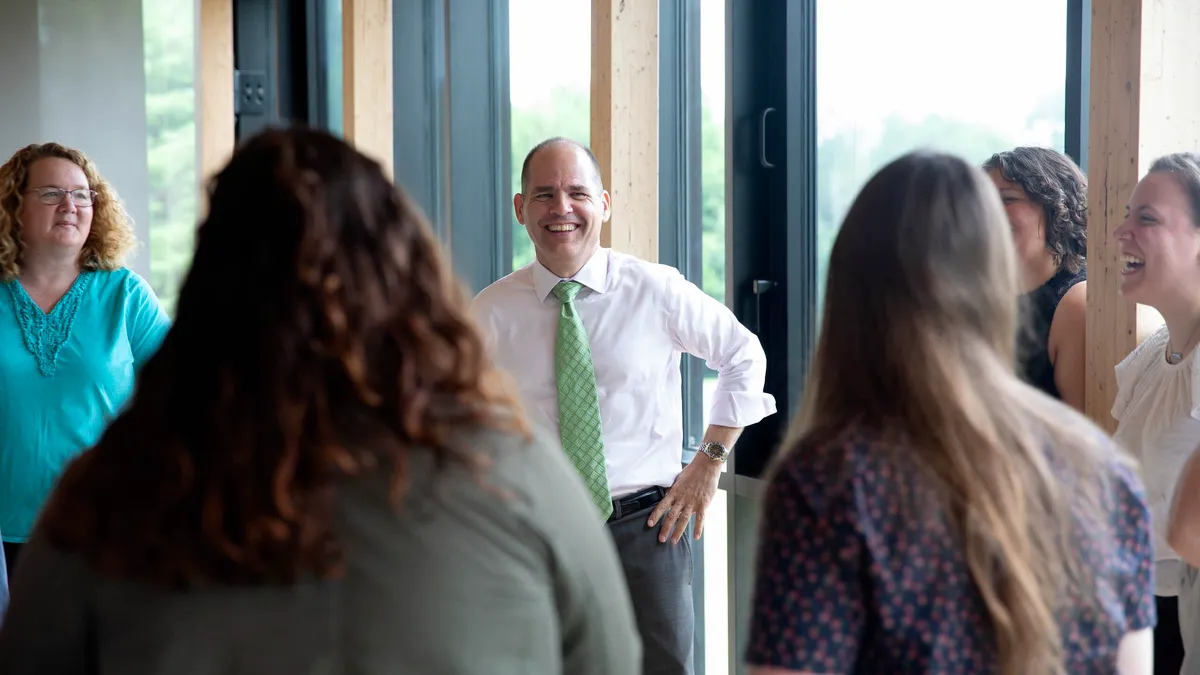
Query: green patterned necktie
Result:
<box><xmin>551</xmin><ymin>281</ymin><xmax>613</xmax><ymax>519</ymax></box>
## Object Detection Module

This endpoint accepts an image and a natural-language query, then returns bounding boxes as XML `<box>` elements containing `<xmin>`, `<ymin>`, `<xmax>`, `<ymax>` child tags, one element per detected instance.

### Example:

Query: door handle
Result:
<box><xmin>752</xmin><ymin>279</ymin><xmax>776</xmax><ymax>333</ymax></box>
<box><xmin>759</xmin><ymin>107</ymin><xmax>776</xmax><ymax>169</ymax></box>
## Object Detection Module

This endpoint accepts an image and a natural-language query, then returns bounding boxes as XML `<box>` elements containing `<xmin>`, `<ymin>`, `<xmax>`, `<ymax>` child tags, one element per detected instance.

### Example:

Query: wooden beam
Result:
<box><xmin>591</xmin><ymin>0</ymin><xmax>659</xmax><ymax>263</ymax></box>
<box><xmin>1085</xmin><ymin>0</ymin><xmax>1141</xmax><ymax>429</ymax></box>
<box><xmin>197</xmin><ymin>0</ymin><xmax>234</xmax><ymax>206</ymax></box>
<box><xmin>342</xmin><ymin>0</ymin><xmax>394</xmax><ymax>180</ymax></box>
<box><xmin>1085</xmin><ymin>0</ymin><xmax>1200</xmax><ymax>430</ymax></box>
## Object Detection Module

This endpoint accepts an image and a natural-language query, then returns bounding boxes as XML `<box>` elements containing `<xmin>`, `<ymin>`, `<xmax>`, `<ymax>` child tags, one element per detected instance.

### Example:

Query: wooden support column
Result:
<box><xmin>1086</xmin><ymin>0</ymin><xmax>1200</xmax><ymax>430</ymax></box>
<box><xmin>591</xmin><ymin>0</ymin><xmax>659</xmax><ymax>263</ymax></box>
<box><xmin>342</xmin><ymin>0</ymin><xmax>394</xmax><ymax>179</ymax></box>
<box><xmin>197</xmin><ymin>0</ymin><xmax>234</xmax><ymax>208</ymax></box>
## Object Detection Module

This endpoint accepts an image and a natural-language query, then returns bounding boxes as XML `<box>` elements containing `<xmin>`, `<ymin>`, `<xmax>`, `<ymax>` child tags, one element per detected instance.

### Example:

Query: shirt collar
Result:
<box><xmin>532</xmin><ymin>247</ymin><xmax>609</xmax><ymax>301</ymax></box>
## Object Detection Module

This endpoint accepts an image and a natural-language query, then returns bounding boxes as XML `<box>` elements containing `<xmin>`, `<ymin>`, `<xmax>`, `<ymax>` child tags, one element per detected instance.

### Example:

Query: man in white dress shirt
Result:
<box><xmin>471</xmin><ymin>137</ymin><xmax>776</xmax><ymax>675</ymax></box>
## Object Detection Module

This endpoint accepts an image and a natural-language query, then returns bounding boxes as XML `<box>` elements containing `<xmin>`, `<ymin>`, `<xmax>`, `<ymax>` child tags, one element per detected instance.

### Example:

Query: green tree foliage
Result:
<box><xmin>699</xmin><ymin>102</ymin><xmax>725</xmax><ymax>303</ymax></box>
<box><xmin>508</xmin><ymin>90</ymin><xmax>1043</xmax><ymax>311</ymax></box>
<box><xmin>143</xmin><ymin>0</ymin><xmax>197</xmax><ymax>315</ymax></box>
<box><xmin>815</xmin><ymin>114</ymin><xmax>1019</xmax><ymax>295</ymax></box>
<box><xmin>139</xmin><ymin>15</ymin><xmax>1054</xmax><ymax>320</ymax></box>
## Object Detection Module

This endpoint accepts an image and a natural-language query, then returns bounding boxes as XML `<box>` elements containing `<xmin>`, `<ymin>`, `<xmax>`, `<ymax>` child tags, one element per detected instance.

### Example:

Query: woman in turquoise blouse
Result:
<box><xmin>0</xmin><ymin>143</ymin><xmax>170</xmax><ymax>575</ymax></box>
<box><xmin>0</xmin><ymin>129</ymin><xmax>639</xmax><ymax>674</ymax></box>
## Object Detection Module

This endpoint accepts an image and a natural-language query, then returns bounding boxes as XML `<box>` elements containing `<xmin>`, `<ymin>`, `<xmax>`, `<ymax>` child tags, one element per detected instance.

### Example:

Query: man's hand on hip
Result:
<box><xmin>646</xmin><ymin>457</ymin><xmax>722</xmax><ymax>544</ymax></box>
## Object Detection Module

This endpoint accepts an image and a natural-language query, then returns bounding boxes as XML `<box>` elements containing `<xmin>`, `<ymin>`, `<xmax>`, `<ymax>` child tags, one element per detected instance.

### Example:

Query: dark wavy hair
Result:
<box><xmin>37</xmin><ymin>127</ymin><xmax>527</xmax><ymax>587</ymax></box>
<box><xmin>984</xmin><ymin>147</ymin><xmax>1088</xmax><ymax>274</ymax></box>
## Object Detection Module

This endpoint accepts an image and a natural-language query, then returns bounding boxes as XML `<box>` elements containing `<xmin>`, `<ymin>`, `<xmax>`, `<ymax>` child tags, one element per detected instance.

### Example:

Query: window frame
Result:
<box><xmin>727</xmin><ymin>0</ymin><xmax>1093</xmax><ymax>482</ymax></box>
<box><xmin>660</xmin><ymin>4</ymin><xmax>708</xmax><ymax>670</ymax></box>
<box><xmin>725</xmin><ymin>0</ymin><xmax>817</xmax><ymax>482</ymax></box>
<box><xmin>660</xmin><ymin>0</ymin><xmax>707</xmax><ymax>464</ymax></box>
<box><xmin>1065</xmin><ymin>0</ymin><xmax>1092</xmax><ymax>168</ymax></box>
<box><xmin>720</xmin><ymin>1</ymin><xmax>1093</xmax><ymax>669</ymax></box>
<box><xmin>392</xmin><ymin>0</ymin><xmax>449</xmax><ymax>238</ymax></box>
<box><xmin>445</xmin><ymin>0</ymin><xmax>514</xmax><ymax>294</ymax></box>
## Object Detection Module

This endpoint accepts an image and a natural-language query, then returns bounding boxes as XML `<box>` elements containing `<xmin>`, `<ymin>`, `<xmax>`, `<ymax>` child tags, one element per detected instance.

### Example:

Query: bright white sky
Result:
<box><xmin>508</xmin><ymin>0</ymin><xmax>726</xmax><ymax>111</ymax></box>
<box><xmin>817</xmin><ymin>0</ymin><xmax>1067</xmax><ymax>142</ymax></box>
<box><xmin>509</xmin><ymin>0</ymin><xmax>1067</xmax><ymax>142</ymax></box>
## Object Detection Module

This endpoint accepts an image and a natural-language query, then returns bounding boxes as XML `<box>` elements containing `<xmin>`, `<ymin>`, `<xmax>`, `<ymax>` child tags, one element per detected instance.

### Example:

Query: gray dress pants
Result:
<box><xmin>607</xmin><ymin>499</ymin><xmax>695</xmax><ymax>675</ymax></box>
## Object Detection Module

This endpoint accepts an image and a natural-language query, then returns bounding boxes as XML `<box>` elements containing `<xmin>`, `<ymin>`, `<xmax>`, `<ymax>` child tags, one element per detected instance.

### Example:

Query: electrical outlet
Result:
<box><xmin>235</xmin><ymin>70</ymin><xmax>268</xmax><ymax>117</ymax></box>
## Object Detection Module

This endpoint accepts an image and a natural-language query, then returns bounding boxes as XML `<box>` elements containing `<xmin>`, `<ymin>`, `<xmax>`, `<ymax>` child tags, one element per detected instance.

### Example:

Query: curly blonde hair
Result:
<box><xmin>0</xmin><ymin>143</ymin><xmax>137</xmax><ymax>281</ymax></box>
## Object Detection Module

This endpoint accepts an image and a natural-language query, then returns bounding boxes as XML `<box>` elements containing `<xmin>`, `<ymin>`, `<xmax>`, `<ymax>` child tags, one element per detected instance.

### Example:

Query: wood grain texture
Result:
<box><xmin>591</xmin><ymin>0</ymin><xmax>659</xmax><ymax>263</ymax></box>
<box><xmin>342</xmin><ymin>0</ymin><xmax>394</xmax><ymax>179</ymax></box>
<box><xmin>197</xmin><ymin>0</ymin><xmax>234</xmax><ymax>211</ymax></box>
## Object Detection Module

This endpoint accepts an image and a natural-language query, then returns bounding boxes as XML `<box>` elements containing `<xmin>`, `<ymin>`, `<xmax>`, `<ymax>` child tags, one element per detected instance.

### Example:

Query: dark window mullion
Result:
<box><xmin>1065</xmin><ymin>0</ymin><xmax>1091</xmax><ymax>169</ymax></box>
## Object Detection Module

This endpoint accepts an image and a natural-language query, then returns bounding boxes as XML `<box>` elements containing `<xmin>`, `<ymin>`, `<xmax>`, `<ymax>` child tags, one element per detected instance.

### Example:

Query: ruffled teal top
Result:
<box><xmin>0</xmin><ymin>268</ymin><xmax>170</xmax><ymax>542</ymax></box>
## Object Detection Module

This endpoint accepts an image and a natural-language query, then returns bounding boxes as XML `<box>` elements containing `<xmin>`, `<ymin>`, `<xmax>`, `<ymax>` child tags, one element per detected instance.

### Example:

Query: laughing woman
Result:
<box><xmin>1110</xmin><ymin>152</ymin><xmax>1200</xmax><ymax>675</ymax></box>
<box><xmin>984</xmin><ymin>147</ymin><xmax>1088</xmax><ymax>411</ymax></box>
<box><xmin>0</xmin><ymin>144</ymin><xmax>170</xmax><ymax>576</ymax></box>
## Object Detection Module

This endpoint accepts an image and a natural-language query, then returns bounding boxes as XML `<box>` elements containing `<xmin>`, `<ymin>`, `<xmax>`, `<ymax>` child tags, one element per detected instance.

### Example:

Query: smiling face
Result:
<box><xmin>1116</xmin><ymin>171</ymin><xmax>1200</xmax><ymax>310</ymax></box>
<box><xmin>987</xmin><ymin>169</ymin><xmax>1053</xmax><ymax>283</ymax></box>
<box><xmin>514</xmin><ymin>142</ymin><xmax>610</xmax><ymax>278</ymax></box>
<box><xmin>18</xmin><ymin>157</ymin><xmax>93</xmax><ymax>256</ymax></box>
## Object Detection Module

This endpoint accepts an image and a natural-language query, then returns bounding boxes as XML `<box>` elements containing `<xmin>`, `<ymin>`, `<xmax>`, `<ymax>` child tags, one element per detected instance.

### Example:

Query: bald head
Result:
<box><xmin>513</xmin><ymin>137</ymin><xmax>611</xmax><ymax>279</ymax></box>
<box><xmin>519</xmin><ymin>137</ymin><xmax>603</xmax><ymax>195</ymax></box>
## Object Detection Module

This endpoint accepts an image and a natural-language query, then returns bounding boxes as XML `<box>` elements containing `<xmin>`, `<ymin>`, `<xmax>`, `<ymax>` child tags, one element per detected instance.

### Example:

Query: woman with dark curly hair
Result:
<box><xmin>984</xmin><ymin>147</ymin><xmax>1088</xmax><ymax>411</ymax></box>
<box><xmin>0</xmin><ymin>143</ymin><xmax>170</xmax><ymax>576</ymax></box>
<box><xmin>0</xmin><ymin>128</ymin><xmax>638</xmax><ymax>674</ymax></box>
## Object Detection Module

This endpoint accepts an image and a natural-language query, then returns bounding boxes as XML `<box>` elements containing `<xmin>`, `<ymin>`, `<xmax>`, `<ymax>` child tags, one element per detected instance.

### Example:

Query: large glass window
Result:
<box><xmin>508</xmin><ymin>0</ymin><xmax>591</xmax><ymax>271</ymax></box>
<box><xmin>144</xmin><ymin>0</ymin><xmax>199</xmax><ymax>314</ymax></box>
<box><xmin>718</xmin><ymin>2</ymin><xmax>1075</xmax><ymax>666</ymax></box>
<box><xmin>698</xmin><ymin>1</ymin><xmax>729</xmax><ymax>673</ymax></box>
<box><xmin>699</xmin><ymin>0</ymin><xmax>727</xmax><ymax>422</ymax></box>
<box><xmin>323</xmin><ymin>0</ymin><xmax>344</xmax><ymax>136</ymax></box>
<box><xmin>699</xmin><ymin>0</ymin><xmax>726</xmax><ymax>309</ymax></box>
<box><xmin>0</xmin><ymin>0</ymin><xmax>197</xmax><ymax>316</ymax></box>
<box><xmin>816</xmin><ymin>0</ymin><xmax>1068</xmax><ymax>297</ymax></box>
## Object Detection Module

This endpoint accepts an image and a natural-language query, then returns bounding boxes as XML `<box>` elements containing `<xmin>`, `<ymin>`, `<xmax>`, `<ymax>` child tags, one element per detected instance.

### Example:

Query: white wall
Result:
<box><xmin>0</xmin><ymin>0</ymin><xmax>151</xmax><ymax>276</ymax></box>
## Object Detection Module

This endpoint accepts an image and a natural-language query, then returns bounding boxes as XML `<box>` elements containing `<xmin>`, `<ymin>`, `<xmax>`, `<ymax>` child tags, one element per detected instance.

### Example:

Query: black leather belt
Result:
<box><xmin>607</xmin><ymin>486</ymin><xmax>666</xmax><ymax>522</ymax></box>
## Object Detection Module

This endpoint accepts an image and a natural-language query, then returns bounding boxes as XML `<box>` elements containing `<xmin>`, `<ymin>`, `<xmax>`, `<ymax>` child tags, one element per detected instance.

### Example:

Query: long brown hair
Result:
<box><xmin>38</xmin><ymin>127</ymin><xmax>526</xmax><ymax>586</ymax></box>
<box><xmin>0</xmin><ymin>143</ymin><xmax>137</xmax><ymax>281</ymax></box>
<box><xmin>783</xmin><ymin>151</ymin><xmax>1120</xmax><ymax>675</ymax></box>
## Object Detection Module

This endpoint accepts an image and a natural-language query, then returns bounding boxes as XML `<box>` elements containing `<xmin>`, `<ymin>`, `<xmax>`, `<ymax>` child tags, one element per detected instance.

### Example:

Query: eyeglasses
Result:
<box><xmin>26</xmin><ymin>187</ymin><xmax>96</xmax><ymax>207</ymax></box>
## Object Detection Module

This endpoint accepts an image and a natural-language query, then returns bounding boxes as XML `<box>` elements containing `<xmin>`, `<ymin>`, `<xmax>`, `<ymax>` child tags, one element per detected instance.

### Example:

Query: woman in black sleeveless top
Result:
<box><xmin>985</xmin><ymin>148</ymin><xmax>1088</xmax><ymax>410</ymax></box>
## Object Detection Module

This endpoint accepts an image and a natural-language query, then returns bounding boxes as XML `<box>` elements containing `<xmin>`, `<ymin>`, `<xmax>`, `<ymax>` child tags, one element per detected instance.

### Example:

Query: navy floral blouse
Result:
<box><xmin>747</xmin><ymin>424</ymin><xmax>1156</xmax><ymax>674</ymax></box>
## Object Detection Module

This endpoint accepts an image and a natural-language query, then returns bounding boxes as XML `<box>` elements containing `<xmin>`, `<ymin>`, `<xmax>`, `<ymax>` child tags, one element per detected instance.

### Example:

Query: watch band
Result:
<box><xmin>700</xmin><ymin>441</ymin><xmax>729</xmax><ymax>463</ymax></box>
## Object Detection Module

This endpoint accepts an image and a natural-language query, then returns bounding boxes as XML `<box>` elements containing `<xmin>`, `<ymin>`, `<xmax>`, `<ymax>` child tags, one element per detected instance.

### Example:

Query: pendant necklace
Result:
<box><xmin>1167</xmin><ymin>319</ymin><xmax>1200</xmax><ymax>364</ymax></box>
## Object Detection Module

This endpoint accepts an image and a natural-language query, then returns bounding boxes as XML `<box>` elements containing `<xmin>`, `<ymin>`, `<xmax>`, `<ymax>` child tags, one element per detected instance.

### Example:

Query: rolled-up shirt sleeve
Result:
<box><xmin>662</xmin><ymin>269</ymin><xmax>776</xmax><ymax>428</ymax></box>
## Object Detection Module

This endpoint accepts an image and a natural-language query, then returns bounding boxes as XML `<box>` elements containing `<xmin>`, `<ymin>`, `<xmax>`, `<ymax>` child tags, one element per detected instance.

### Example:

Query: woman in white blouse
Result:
<box><xmin>1112</xmin><ymin>151</ymin><xmax>1200</xmax><ymax>675</ymax></box>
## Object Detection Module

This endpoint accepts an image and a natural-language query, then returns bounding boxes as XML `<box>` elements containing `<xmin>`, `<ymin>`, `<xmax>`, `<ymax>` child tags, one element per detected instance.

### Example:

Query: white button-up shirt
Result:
<box><xmin>471</xmin><ymin>247</ymin><xmax>777</xmax><ymax>498</ymax></box>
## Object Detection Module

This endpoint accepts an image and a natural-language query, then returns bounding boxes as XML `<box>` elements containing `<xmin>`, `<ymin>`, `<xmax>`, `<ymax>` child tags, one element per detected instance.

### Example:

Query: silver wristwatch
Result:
<box><xmin>700</xmin><ymin>441</ymin><xmax>729</xmax><ymax>463</ymax></box>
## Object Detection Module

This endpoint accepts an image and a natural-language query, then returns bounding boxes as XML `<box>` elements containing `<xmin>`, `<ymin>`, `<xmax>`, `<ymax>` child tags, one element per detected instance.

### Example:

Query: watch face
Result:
<box><xmin>704</xmin><ymin>442</ymin><xmax>728</xmax><ymax>459</ymax></box>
